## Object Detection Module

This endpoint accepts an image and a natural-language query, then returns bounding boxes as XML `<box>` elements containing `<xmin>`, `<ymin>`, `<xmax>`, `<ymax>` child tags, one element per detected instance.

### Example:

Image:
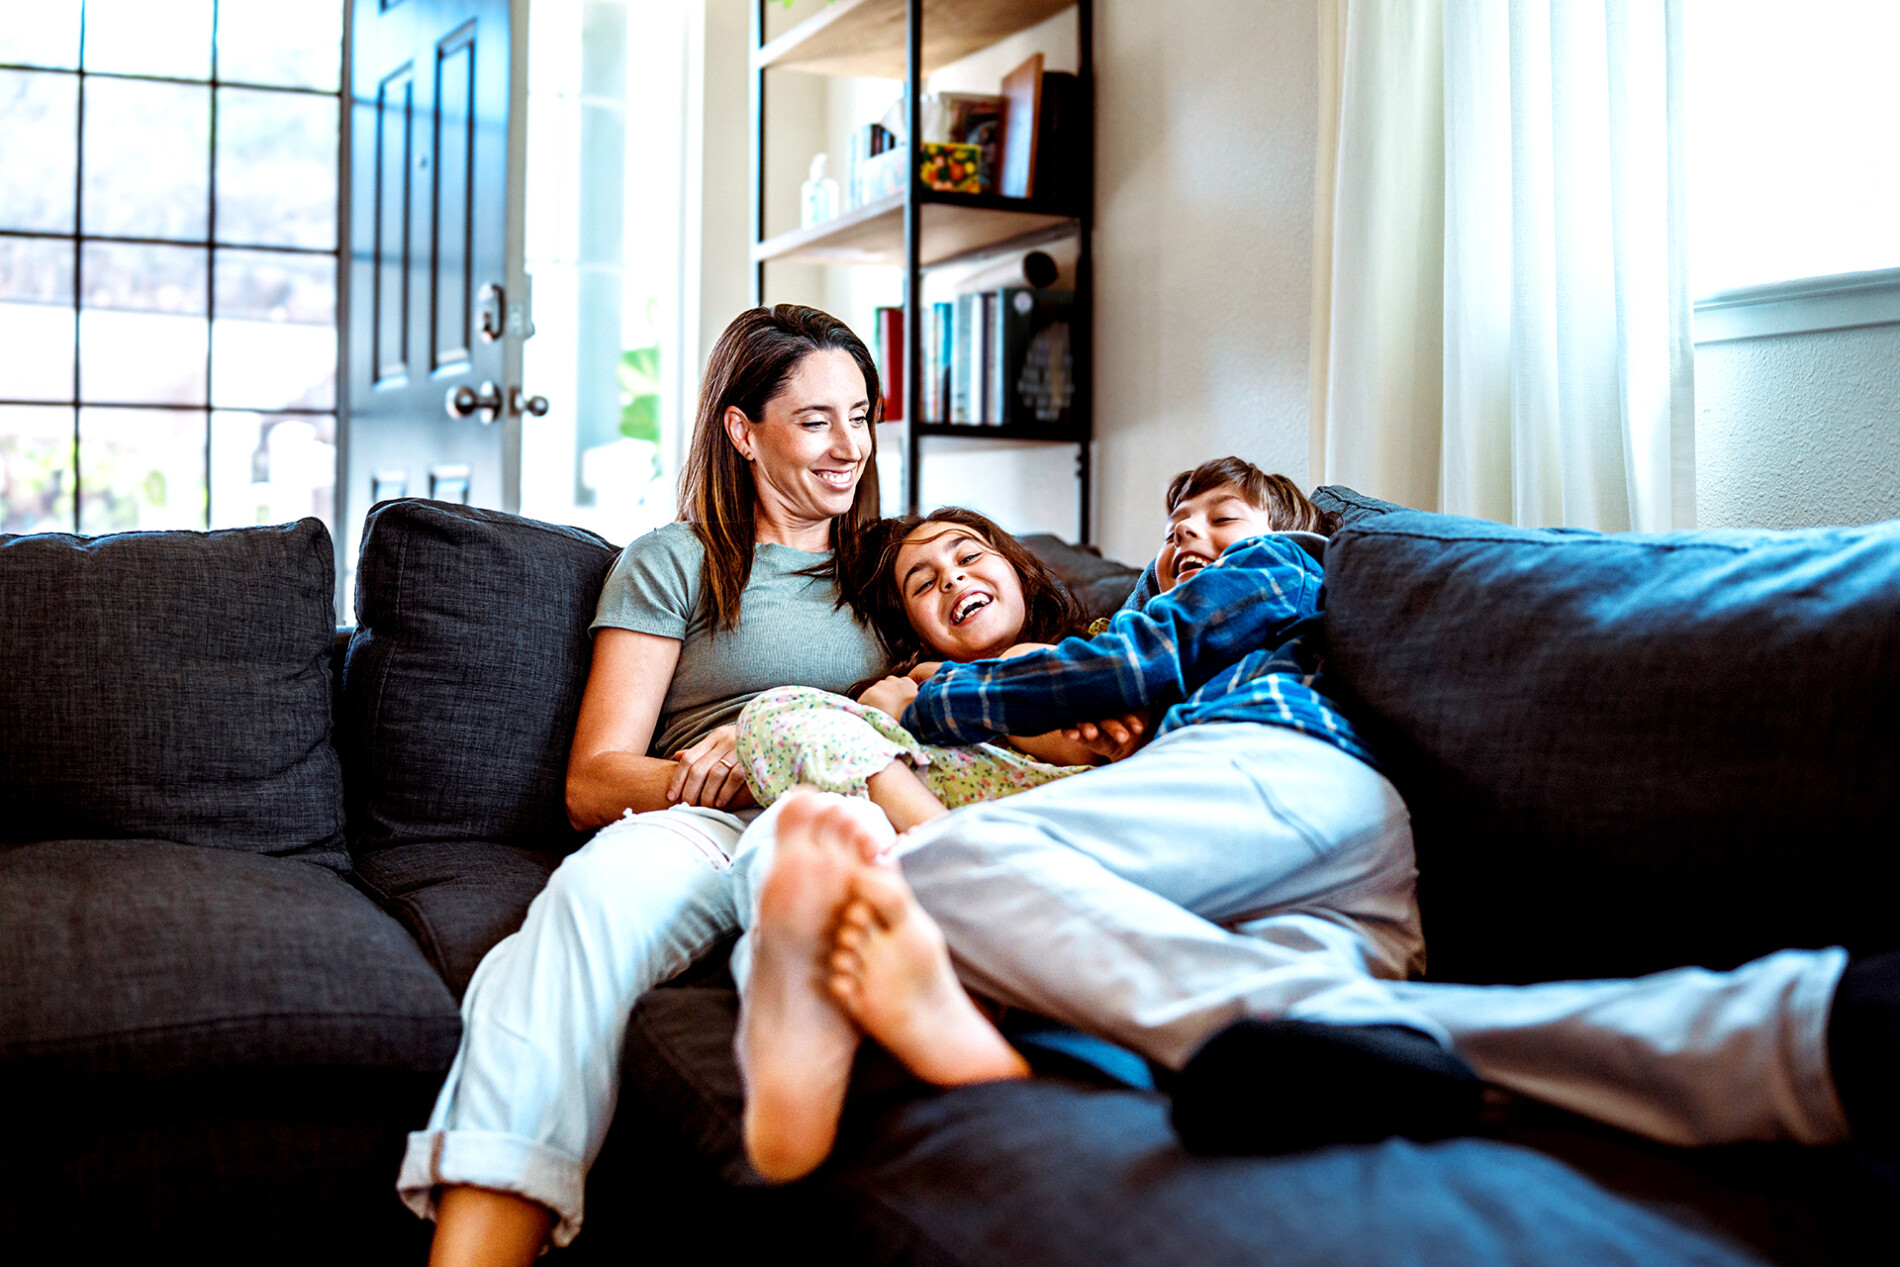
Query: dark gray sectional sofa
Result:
<box><xmin>3</xmin><ymin>493</ymin><xmax>1895</xmax><ymax>1265</ymax></box>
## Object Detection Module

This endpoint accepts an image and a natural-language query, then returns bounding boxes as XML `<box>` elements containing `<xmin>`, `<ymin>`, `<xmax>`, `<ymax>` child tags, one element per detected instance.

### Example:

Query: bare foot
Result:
<box><xmin>828</xmin><ymin>866</ymin><xmax>1030</xmax><ymax>1087</ymax></box>
<box><xmin>738</xmin><ymin>790</ymin><xmax>887</xmax><ymax>1183</ymax></box>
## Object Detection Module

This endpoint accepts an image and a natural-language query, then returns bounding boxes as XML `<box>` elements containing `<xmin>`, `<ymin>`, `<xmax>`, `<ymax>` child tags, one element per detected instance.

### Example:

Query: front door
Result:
<box><xmin>342</xmin><ymin>0</ymin><xmax>516</xmax><ymax>603</ymax></box>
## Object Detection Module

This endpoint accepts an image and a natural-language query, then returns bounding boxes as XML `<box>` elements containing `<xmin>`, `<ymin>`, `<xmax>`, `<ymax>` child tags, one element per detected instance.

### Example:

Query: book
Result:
<box><xmin>930</xmin><ymin>301</ymin><xmax>952</xmax><ymax>421</ymax></box>
<box><xmin>979</xmin><ymin>292</ymin><xmax>999</xmax><ymax>424</ymax></box>
<box><xmin>874</xmin><ymin>306</ymin><xmax>903</xmax><ymax>422</ymax></box>
<box><xmin>949</xmin><ymin>294</ymin><xmax>976</xmax><ymax>424</ymax></box>
<box><xmin>997</xmin><ymin>287</ymin><xmax>1076</xmax><ymax>427</ymax></box>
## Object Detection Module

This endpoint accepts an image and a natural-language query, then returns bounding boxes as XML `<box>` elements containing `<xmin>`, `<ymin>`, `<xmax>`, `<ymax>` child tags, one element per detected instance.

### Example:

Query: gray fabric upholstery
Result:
<box><xmin>352</xmin><ymin>840</ymin><xmax>558</xmax><ymax>999</ymax></box>
<box><xmin>341</xmin><ymin>500</ymin><xmax>618</xmax><ymax>856</ymax></box>
<box><xmin>1312</xmin><ymin>483</ymin><xmax>1414</xmax><ymax>528</ymax></box>
<box><xmin>0</xmin><ymin>839</ymin><xmax>460</xmax><ymax>1076</ymax></box>
<box><xmin>1321</xmin><ymin>512</ymin><xmax>1900</xmax><ymax>984</ymax></box>
<box><xmin>1020</xmin><ymin>533</ymin><xmax>1145</xmax><ymax>619</ymax></box>
<box><xmin>612</xmin><ymin>985</ymin><xmax>1776</xmax><ymax>1267</ymax></box>
<box><xmin>0</xmin><ymin>519</ymin><xmax>346</xmax><ymax>866</ymax></box>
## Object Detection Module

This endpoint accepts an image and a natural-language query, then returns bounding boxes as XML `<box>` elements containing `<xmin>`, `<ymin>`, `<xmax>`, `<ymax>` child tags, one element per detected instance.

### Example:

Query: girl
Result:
<box><xmin>734</xmin><ymin>507</ymin><xmax>1118</xmax><ymax>834</ymax></box>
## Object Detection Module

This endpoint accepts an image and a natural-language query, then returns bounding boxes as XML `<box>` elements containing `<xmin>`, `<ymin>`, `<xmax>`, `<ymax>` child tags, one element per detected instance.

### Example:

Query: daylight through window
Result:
<box><xmin>0</xmin><ymin>0</ymin><xmax>345</xmax><ymax>536</ymax></box>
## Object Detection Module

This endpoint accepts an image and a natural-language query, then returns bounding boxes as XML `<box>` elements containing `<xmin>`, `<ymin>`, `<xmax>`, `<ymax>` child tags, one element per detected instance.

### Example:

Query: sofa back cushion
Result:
<box><xmin>342</xmin><ymin>500</ymin><xmax>617</xmax><ymax>856</ymax></box>
<box><xmin>0</xmin><ymin>519</ymin><xmax>346</xmax><ymax>866</ymax></box>
<box><xmin>1322</xmin><ymin>511</ymin><xmax>1900</xmax><ymax>984</ymax></box>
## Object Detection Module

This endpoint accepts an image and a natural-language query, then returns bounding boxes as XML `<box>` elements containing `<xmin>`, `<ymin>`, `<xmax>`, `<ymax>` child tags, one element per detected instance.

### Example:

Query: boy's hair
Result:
<box><xmin>1164</xmin><ymin>457</ymin><xmax>1339</xmax><ymax>536</ymax></box>
<box><xmin>847</xmin><ymin>507</ymin><xmax>1089</xmax><ymax>669</ymax></box>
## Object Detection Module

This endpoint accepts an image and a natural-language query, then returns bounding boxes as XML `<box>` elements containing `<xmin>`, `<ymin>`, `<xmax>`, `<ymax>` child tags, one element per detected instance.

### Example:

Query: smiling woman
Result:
<box><xmin>400</xmin><ymin>304</ymin><xmax>896</xmax><ymax>1264</ymax></box>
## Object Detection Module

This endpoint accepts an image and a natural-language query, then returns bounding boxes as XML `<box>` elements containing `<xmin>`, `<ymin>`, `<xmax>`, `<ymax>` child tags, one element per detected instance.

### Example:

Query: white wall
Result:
<box><xmin>1694</xmin><ymin>324</ymin><xmax>1900</xmax><ymax>529</ymax></box>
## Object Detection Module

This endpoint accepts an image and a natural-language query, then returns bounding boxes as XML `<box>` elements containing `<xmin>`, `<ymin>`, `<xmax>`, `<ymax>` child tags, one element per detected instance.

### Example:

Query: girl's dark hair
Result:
<box><xmin>677</xmin><ymin>305</ymin><xmax>882</xmax><ymax>631</ymax></box>
<box><xmin>1164</xmin><ymin>457</ymin><xmax>1339</xmax><ymax>536</ymax></box>
<box><xmin>848</xmin><ymin>506</ymin><xmax>1089</xmax><ymax>670</ymax></box>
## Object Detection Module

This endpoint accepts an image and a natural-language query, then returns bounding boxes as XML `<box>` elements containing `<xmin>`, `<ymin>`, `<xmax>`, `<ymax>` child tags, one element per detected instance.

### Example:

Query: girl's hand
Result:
<box><xmin>1062</xmin><ymin>711</ymin><xmax>1149</xmax><ymax>763</ymax></box>
<box><xmin>859</xmin><ymin>674</ymin><xmax>921</xmax><ymax>721</ymax></box>
<box><xmin>668</xmin><ymin>724</ymin><xmax>753</xmax><ymax>808</ymax></box>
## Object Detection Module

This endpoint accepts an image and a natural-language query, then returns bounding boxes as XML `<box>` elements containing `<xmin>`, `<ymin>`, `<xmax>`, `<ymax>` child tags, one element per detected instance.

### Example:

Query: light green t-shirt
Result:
<box><xmin>590</xmin><ymin>521</ymin><xmax>886</xmax><ymax>759</ymax></box>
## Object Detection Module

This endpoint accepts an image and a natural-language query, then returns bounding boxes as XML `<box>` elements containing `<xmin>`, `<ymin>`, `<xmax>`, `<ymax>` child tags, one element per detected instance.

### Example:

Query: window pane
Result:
<box><xmin>0</xmin><ymin>0</ymin><xmax>83</xmax><ymax>70</ymax></box>
<box><xmin>1</xmin><ymin>405</ymin><xmax>75</xmax><ymax>533</ymax></box>
<box><xmin>216</xmin><ymin>87</ymin><xmax>339</xmax><ymax>249</ymax></box>
<box><xmin>212</xmin><ymin>249</ymin><xmax>335</xmax><ymax>410</ymax></box>
<box><xmin>215</xmin><ymin>0</ymin><xmax>344</xmax><ymax>92</ymax></box>
<box><xmin>82</xmin><ymin>0</ymin><xmax>213</xmax><ymax>81</ymax></box>
<box><xmin>0</xmin><ymin>70</ymin><xmax>79</xmax><ymax>233</ymax></box>
<box><xmin>83</xmin><ymin>78</ymin><xmax>211</xmax><ymax>240</ymax></box>
<box><xmin>1686</xmin><ymin>0</ymin><xmax>1900</xmax><ymax>293</ymax></box>
<box><xmin>78</xmin><ymin>407</ymin><xmax>207</xmax><ymax>533</ymax></box>
<box><xmin>80</xmin><ymin>242</ymin><xmax>209</xmax><ymax>405</ymax></box>
<box><xmin>210</xmin><ymin>411</ymin><xmax>335</xmax><ymax>531</ymax></box>
<box><xmin>0</xmin><ymin>236</ymin><xmax>75</xmax><ymax>400</ymax></box>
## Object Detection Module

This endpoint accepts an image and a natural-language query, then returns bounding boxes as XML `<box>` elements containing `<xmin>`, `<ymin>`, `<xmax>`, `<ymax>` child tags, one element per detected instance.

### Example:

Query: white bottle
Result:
<box><xmin>801</xmin><ymin>153</ymin><xmax>839</xmax><ymax>228</ymax></box>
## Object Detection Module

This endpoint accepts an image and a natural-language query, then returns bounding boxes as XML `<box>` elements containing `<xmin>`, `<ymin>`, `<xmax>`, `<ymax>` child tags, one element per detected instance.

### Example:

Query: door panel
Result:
<box><xmin>344</xmin><ymin>0</ymin><xmax>512</xmax><ymax>607</ymax></box>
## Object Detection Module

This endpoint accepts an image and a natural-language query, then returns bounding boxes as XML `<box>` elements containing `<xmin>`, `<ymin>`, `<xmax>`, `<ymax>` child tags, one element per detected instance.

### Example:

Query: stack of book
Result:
<box><xmin>877</xmin><ymin>288</ymin><xmax>1075</xmax><ymax>430</ymax></box>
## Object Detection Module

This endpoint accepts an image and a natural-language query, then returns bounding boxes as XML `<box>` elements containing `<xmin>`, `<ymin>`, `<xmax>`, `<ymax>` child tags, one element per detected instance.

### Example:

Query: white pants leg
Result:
<box><xmin>1387</xmin><ymin>950</ymin><xmax>1851</xmax><ymax>1146</ymax></box>
<box><xmin>892</xmin><ymin>723</ymin><xmax>1852</xmax><ymax>1147</ymax></box>
<box><xmin>894</xmin><ymin>724</ymin><xmax>1438</xmax><ymax>1068</ymax></box>
<box><xmin>397</xmin><ymin>805</ymin><xmax>751</xmax><ymax>1247</ymax></box>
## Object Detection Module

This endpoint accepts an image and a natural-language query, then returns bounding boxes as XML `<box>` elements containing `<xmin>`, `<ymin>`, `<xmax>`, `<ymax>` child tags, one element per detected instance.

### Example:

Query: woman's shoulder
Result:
<box><xmin>595</xmin><ymin>523</ymin><xmax>704</xmax><ymax>634</ymax></box>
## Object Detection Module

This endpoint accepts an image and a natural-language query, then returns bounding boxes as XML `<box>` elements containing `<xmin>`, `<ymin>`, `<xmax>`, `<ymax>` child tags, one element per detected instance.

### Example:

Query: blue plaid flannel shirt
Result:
<box><xmin>901</xmin><ymin>534</ymin><xmax>1378</xmax><ymax>770</ymax></box>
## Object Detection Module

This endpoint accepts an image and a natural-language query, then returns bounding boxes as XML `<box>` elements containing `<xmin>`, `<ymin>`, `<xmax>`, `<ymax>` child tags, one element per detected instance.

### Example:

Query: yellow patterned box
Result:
<box><xmin>919</xmin><ymin>142</ymin><xmax>983</xmax><ymax>193</ymax></box>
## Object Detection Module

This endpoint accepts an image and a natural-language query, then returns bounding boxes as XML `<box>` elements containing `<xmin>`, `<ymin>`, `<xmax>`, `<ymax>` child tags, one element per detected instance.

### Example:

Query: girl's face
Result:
<box><xmin>894</xmin><ymin>521</ymin><xmax>1028</xmax><ymax>662</ymax></box>
<box><xmin>1157</xmin><ymin>484</ymin><xmax>1276</xmax><ymax>590</ymax></box>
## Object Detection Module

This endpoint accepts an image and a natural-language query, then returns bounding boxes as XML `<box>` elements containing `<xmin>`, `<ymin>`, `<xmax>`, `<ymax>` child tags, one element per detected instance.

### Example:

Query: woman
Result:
<box><xmin>399</xmin><ymin>305</ymin><xmax>889</xmax><ymax>1264</ymax></box>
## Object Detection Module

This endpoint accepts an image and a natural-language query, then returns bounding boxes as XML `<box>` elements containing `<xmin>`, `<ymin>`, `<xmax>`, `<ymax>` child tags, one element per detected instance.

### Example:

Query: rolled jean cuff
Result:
<box><xmin>397</xmin><ymin>1128</ymin><xmax>588</xmax><ymax>1248</ymax></box>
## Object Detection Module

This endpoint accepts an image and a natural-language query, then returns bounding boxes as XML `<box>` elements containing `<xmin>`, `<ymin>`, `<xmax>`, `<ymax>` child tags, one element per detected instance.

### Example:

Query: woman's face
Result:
<box><xmin>894</xmin><ymin>521</ymin><xmax>1028</xmax><ymax>663</ymax></box>
<box><xmin>727</xmin><ymin>348</ymin><xmax>872</xmax><ymax>537</ymax></box>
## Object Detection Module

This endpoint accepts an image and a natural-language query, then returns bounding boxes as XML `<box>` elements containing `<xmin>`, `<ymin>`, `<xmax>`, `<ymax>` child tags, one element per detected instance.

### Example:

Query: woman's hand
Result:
<box><xmin>859</xmin><ymin>674</ymin><xmax>921</xmax><ymax>722</ymax></box>
<box><xmin>668</xmin><ymin>724</ymin><xmax>754</xmax><ymax>808</ymax></box>
<box><xmin>1062</xmin><ymin>710</ymin><xmax>1149</xmax><ymax>763</ymax></box>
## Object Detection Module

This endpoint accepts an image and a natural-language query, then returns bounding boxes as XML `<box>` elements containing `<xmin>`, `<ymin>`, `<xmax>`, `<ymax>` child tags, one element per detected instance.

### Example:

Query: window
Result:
<box><xmin>1686</xmin><ymin>0</ymin><xmax>1900</xmax><ymax>341</ymax></box>
<box><xmin>0</xmin><ymin>0</ymin><xmax>344</xmax><ymax>535</ymax></box>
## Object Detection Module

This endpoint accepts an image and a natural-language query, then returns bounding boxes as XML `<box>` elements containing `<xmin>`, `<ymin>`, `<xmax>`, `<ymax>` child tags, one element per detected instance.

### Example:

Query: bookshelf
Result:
<box><xmin>749</xmin><ymin>0</ymin><xmax>1094</xmax><ymax>540</ymax></box>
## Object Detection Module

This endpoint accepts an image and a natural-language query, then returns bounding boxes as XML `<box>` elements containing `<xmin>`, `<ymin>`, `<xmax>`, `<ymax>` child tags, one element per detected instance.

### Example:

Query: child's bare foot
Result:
<box><xmin>828</xmin><ymin>866</ymin><xmax>1030</xmax><ymax>1087</ymax></box>
<box><xmin>738</xmin><ymin>790</ymin><xmax>887</xmax><ymax>1183</ymax></box>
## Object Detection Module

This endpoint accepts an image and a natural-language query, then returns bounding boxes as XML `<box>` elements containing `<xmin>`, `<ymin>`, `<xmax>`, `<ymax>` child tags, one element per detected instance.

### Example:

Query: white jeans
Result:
<box><xmin>396</xmin><ymin>804</ymin><xmax>762</xmax><ymax>1247</ymax></box>
<box><xmin>893</xmin><ymin>723</ymin><xmax>1851</xmax><ymax>1148</ymax></box>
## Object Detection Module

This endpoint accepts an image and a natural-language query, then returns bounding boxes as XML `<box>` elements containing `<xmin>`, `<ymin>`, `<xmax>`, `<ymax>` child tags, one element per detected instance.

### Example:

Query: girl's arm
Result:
<box><xmin>566</xmin><ymin>628</ymin><xmax>750</xmax><ymax>828</ymax></box>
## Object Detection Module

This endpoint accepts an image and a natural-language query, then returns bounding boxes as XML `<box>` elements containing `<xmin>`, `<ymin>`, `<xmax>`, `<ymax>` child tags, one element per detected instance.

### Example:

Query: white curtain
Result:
<box><xmin>1315</xmin><ymin>0</ymin><xmax>1696</xmax><ymax>531</ymax></box>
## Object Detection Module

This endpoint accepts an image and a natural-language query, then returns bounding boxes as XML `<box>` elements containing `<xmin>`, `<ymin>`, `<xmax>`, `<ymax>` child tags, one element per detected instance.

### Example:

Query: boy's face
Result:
<box><xmin>1157</xmin><ymin>485</ymin><xmax>1276</xmax><ymax>591</ymax></box>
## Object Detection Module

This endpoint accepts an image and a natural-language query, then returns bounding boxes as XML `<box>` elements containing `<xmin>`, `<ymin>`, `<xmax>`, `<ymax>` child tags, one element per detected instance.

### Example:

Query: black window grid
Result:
<box><xmin>0</xmin><ymin>6</ymin><xmax>344</xmax><ymax>535</ymax></box>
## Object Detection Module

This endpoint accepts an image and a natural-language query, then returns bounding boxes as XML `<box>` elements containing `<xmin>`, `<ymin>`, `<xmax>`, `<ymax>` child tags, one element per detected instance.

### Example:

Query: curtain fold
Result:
<box><xmin>1319</xmin><ymin>0</ymin><xmax>1695</xmax><ymax>531</ymax></box>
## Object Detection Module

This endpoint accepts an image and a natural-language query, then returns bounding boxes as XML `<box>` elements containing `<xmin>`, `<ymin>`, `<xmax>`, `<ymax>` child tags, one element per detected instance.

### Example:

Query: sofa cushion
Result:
<box><xmin>1322</xmin><ymin>512</ymin><xmax>1900</xmax><ymax>983</ymax></box>
<box><xmin>341</xmin><ymin>500</ymin><xmax>618</xmax><ymax>857</ymax></box>
<box><xmin>1021</xmin><ymin>533</ymin><xmax>1144</xmax><ymax>620</ymax></box>
<box><xmin>1312</xmin><ymin>483</ymin><xmax>1413</xmax><ymax>528</ymax></box>
<box><xmin>352</xmin><ymin>841</ymin><xmax>558</xmax><ymax>999</ymax></box>
<box><xmin>605</xmin><ymin>985</ymin><xmax>1776</xmax><ymax>1267</ymax></box>
<box><xmin>0</xmin><ymin>840</ymin><xmax>461</xmax><ymax>1076</ymax></box>
<box><xmin>0</xmin><ymin>519</ymin><xmax>345</xmax><ymax>866</ymax></box>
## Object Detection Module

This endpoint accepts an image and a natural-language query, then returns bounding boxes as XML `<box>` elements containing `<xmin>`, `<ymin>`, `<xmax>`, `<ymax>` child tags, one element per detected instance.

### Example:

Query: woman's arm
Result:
<box><xmin>565</xmin><ymin>628</ymin><xmax>697</xmax><ymax>830</ymax></box>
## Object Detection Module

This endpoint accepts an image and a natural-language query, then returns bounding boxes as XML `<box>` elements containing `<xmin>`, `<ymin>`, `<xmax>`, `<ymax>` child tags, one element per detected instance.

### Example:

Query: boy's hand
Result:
<box><xmin>858</xmin><ymin>674</ymin><xmax>920</xmax><ymax>722</ymax></box>
<box><xmin>1062</xmin><ymin>710</ymin><xmax>1149</xmax><ymax>763</ymax></box>
<box><xmin>908</xmin><ymin>660</ymin><xmax>944</xmax><ymax>683</ymax></box>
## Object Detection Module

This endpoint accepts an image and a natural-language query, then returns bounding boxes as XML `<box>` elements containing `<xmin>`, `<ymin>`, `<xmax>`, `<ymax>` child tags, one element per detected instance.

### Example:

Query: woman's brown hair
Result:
<box><xmin>677</xmin><ymin>305</ymin><xmax>882</xmax><ymax>631</ymax></box>
<box><xmin>849</xmin><ymin>507</ymin><xmax>1089</xmax><ymax>670</ymax></box>
<box><xmin>1164</xmin><ymin>457</ymin><xmax>1339</xmax><ymax>536</ymax></box>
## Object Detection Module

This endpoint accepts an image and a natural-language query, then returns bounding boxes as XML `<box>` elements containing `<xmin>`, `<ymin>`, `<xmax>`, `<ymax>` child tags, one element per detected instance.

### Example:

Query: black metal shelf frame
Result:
<box><xmin>747</xmin><ymin>0</ymin><xmax>1094</xmax><ymax>543</ymax></box>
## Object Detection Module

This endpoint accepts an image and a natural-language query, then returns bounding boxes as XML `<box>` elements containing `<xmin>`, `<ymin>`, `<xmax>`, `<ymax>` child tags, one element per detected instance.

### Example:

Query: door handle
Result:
<box><xmin>509</xmin><ymin>387</ymin><xmax>550</xmax><ymax>417</ymax></box>
<box><xmin>446</xmin><ymin>381</ymin><xmax>504</xmax><ymax>424</ymax></box>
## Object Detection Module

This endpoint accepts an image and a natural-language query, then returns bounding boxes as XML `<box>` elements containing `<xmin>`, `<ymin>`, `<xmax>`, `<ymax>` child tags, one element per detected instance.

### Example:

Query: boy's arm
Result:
<box><xmin>901</xmin><ymin>537</ymin><xmax>1323</xmax><ymax>745</ymax></box>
